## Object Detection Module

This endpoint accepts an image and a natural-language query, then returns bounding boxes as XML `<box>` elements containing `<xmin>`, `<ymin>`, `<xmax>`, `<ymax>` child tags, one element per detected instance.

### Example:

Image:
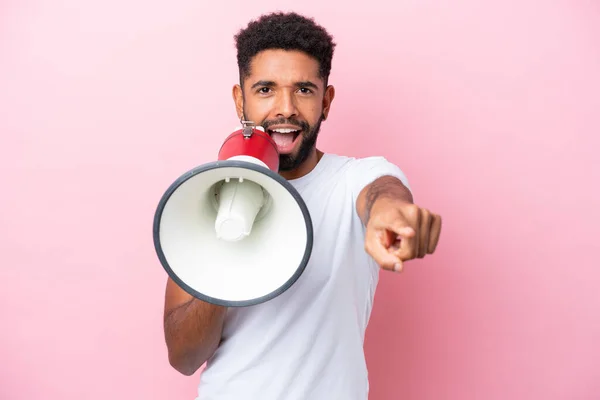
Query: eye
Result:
<box><xmin>298</xmin><ymin>87</ymin><xmax>313</xmax><ymax>94</ymax></box>
<box><xmin>257</xmin><ymin>87</ymin><xmax>271</xmax><ymax>94</ymax></box>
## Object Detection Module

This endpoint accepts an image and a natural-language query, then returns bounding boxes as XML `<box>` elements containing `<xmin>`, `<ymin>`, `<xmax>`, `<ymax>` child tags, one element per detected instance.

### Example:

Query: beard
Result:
<box><xmin>279</xmin><ymin>130</ymin><xmax>318</xmax><ymax>171</ymax></box>
<box><xmin>246</xmin><ymin>112</ymin><xmax>324</xmax><ymax>172</ymax></box>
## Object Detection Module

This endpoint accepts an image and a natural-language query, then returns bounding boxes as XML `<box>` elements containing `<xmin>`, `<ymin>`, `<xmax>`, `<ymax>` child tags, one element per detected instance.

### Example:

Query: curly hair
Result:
<box><xmin>234</xmin><ymin>12</ymin><xmax>336</xmax><ymax>85</ymax></box>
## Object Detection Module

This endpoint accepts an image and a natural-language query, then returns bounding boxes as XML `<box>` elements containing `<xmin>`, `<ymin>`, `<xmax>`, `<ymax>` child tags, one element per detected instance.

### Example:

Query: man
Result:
<box><xmin>163</xmin><ymin>11</ymin><xmax>442</xmax><ymax>400</ymax></box>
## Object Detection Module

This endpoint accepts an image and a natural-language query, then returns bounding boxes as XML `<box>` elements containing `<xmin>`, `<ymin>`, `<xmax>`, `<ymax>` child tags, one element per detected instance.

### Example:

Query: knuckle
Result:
<box><xmin>422</xmin><ymin>208</ymin><xmax>431</xmax><ymax>222</ymax></box>
<box><xmin>404</xmin><ymin>204</ymin><xmax>420</xmax><ymax>220</ymax></box>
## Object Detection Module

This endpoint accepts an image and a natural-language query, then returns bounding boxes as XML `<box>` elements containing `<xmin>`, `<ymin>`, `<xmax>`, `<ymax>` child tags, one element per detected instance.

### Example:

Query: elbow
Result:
<box><xmin>167</xmin><ymin>342</ymin><xmax>219</xmax><ymax>376</ymax></box>
<box><xmin>172</xmin><ymin>365</ymin><xmax>198</xmax><ymax>377</ymax></box>
<box><xmin>167</xmin><ymin>350</ymin><xmax>203</xmax><ymax>376</ymax></box>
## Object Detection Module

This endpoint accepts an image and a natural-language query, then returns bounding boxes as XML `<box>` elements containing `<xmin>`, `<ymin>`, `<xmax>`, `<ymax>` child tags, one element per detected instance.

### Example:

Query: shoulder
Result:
<box><xmin>319</xmin><ymin>153</ymin><xmax>407</xmax><ymax>176</ymax></box>
<box><xmin>339</xmin><ymin>154</ymin><xmax>412</xmax><ymax>196</ymax></box>
<box><xmin>301</xmin><ymin>153</ymin><xmax>411</xmax><ymax>198</ymax></box>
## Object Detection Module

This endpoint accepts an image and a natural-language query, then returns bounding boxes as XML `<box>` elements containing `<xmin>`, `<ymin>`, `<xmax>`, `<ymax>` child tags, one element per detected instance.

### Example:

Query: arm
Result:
<box><xmin>356</xmin><ymin>175</ymin><xmax>442</xmax><ymax>272</ymax></box>
<box><xmin>356</xmin><ymin>175</ymin><xmax>414</xmax><ymax>225</ymax></box>
<box><xmin>163</xmin><ymin>277</ymin><xmax>227</xmax><ymax>376</ymax></box>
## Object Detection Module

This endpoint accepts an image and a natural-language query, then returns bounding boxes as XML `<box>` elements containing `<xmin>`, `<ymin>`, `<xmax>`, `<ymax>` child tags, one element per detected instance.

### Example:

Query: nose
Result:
<box><xmin>274</xmin><ymin>90</ymin><xmax>298</xmax><ymax>119</ymax></box>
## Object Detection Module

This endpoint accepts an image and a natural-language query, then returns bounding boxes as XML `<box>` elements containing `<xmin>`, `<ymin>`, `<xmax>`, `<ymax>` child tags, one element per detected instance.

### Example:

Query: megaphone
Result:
<box><xmin>153</xmin><ymin>121</ymin><xmax>313</xmax><ymax>307</ymax></box>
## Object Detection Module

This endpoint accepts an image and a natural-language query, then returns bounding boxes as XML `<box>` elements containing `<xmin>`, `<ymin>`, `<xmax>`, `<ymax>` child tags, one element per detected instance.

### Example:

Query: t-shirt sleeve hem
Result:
<box><xmin>347</xmin><ymin>156</ymin><xmax>412</xmax><ymax>201</ymax></box>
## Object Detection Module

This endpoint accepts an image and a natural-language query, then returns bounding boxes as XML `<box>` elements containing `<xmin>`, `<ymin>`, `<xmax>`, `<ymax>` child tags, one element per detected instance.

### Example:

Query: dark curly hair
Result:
<box><xmin>234</xmin><ymin>12</ymin><xmax>336</xmax><ymax>86</ymax></box>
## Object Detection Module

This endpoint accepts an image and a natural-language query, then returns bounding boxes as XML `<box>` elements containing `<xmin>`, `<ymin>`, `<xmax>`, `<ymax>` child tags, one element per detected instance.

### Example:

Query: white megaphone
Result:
<box><xmin>153</xmin><ymin>121</ymin><xmax>313</xmax><ymax>307</ymax></box>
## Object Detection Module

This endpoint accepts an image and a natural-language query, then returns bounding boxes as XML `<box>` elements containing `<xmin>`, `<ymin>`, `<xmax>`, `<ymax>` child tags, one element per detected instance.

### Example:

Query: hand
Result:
<box><xmin>364</xmin><ymin>197</ymin><xmax>442</xmax><ymax>272</ymax></box>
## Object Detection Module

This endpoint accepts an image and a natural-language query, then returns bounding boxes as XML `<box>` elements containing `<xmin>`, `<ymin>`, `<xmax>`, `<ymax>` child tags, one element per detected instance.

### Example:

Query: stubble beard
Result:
<box><xmin>277</xmin><ymin>116</ymin><xmax>323</xmax><ymax>172</ymax></box>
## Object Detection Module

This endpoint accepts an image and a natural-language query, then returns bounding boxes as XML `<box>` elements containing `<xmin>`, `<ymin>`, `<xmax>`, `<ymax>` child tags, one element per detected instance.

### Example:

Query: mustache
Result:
<box><xmin>261</xmin><ymin>118</ymin><xmax>309</xmax><ymax>131</ymax></box>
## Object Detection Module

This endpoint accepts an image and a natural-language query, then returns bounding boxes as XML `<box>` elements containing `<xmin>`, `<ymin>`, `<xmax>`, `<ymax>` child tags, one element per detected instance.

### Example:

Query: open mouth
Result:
<box><xmin>267</xmin><ymin>128</ymin><xmax>302</xmax><ymax>141</ymax></box>
<box><xmin>266</xmin><ymin>127</ymin><xmax>302</xmax><ymax>153</ymax></box>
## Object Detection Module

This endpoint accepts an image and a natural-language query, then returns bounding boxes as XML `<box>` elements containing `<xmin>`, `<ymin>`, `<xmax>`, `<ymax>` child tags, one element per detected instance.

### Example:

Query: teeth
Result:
<box><xmin>272</xmin><ymin>128</ymin><xmax>299</xmax><ymax>134</ymax></box>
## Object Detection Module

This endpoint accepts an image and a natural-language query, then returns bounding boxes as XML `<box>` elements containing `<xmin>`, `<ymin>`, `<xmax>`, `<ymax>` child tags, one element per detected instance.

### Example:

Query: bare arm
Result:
<box><xmin>356</xmin><ymin>175</ymin><xmax>414</xmax><ymax>225</ymax></box>
<box><xmin>163</xmin><ymin>277</ymin><xmax>227</xmax><ymax>376</ymax></box>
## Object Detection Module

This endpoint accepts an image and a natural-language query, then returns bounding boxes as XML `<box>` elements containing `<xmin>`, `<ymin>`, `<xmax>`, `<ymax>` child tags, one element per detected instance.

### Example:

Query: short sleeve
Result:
<box><xmin>346</xmin><ymin>156</ymin><xmax>412</xmax><ymax>200</ymax></box>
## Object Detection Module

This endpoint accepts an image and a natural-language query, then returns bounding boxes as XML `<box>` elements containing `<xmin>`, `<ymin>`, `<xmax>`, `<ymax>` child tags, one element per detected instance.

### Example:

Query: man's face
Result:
<box><xmin>233</xmin><ymin>49</ymin><xmax>335</xmax><ymax>172</ymax></box>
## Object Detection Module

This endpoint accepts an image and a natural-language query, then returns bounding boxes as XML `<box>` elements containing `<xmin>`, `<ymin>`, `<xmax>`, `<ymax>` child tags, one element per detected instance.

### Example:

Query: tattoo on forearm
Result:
<box><xmin>362</xmin><ymin>176</ymin><xmax>413</xmax><ymax>224</ymax></box>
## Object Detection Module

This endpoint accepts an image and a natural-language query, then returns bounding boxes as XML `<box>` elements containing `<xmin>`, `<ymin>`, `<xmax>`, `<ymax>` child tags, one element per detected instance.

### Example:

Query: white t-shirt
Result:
<box><xmin>195</xmin><ymin>153</ymin><xmax>411</xmax><ymax>400</ymax></box>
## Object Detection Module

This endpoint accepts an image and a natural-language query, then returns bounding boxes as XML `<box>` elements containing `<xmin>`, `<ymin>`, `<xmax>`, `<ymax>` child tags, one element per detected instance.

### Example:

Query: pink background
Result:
<box><xmin>1</xmin><ymin>1</ymin><xmax>599</xmax><ymax>399</ymax></box>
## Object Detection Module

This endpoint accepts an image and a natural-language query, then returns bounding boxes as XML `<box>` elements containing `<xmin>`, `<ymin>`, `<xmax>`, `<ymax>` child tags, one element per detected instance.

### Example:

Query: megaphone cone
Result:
<box><xmin>153</xmin><ymin>123</ymin><xmax>313</xmax><ymax>307</ymax></box>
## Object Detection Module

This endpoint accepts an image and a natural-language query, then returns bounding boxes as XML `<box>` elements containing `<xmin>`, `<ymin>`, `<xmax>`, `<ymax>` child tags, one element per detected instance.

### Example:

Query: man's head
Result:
<box><xmin>232</xmin><ymin>12</ymin><xmax>336</xmax><ymax>176</ymax></box>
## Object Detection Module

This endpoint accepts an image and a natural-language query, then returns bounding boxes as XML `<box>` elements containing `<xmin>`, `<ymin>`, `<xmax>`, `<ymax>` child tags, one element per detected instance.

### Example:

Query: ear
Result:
<box><xmin>322</xmin><ymin>85</ymin><xmax>335</xmax><ymax>121</ymax></box>
<box><xmin>232</xmin><ymin>84</ymin><xmax>244</xmax><ymax>119</ymax></box>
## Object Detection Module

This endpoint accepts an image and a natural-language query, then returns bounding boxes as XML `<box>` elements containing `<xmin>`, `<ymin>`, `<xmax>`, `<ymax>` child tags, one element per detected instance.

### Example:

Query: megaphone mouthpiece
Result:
<box><xmin>214</xmin><ymin>177</ymin><xmax>266</xmax><ymax>242</ymax></box>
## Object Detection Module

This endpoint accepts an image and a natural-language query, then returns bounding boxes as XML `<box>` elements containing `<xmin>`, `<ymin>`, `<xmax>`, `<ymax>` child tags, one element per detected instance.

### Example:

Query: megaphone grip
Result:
<box><xmin>218</xmin><ymin>128</ymin><xmax>279</xmax><ymax>172</ymax></box>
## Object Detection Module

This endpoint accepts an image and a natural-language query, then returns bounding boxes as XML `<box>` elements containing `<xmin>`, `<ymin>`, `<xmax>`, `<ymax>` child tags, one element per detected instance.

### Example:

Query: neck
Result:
<box><xmin>279</xmin><ymin>148</ymin><xmax>324</xmax><ymax>180</ymax></box>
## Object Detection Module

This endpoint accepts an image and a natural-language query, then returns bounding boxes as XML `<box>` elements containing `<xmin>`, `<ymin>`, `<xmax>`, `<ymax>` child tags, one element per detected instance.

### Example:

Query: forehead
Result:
<box><xmin>246</xmin><ymin>49</ymin><xmax>322</xmax><ymax>85</ymax></box>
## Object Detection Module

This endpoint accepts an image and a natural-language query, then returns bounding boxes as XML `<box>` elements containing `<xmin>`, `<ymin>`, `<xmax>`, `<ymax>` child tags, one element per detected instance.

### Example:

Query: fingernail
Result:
<box><xmin>394</xmin><ymin>263</ymin><xmax>402</xmax><ymax>272</ymax></box>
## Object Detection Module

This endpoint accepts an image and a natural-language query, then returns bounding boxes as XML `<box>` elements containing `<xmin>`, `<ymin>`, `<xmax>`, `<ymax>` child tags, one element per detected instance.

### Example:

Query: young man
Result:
<box><xmin>163</xmin><ymin>12</ymin><xmax>442</xmax><ymax>400</ymax></box>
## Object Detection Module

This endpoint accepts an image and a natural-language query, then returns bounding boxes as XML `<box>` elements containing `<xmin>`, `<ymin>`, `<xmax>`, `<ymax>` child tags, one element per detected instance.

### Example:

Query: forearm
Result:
<box><xmin>356</xmin><ymin>175</ymin><xmax>413</xmax><ymax>225</ymax></box>
<box><xmin>164</xmin><ymin>298</ymin><xmax>227</xmax><ymax>375</ymax></box>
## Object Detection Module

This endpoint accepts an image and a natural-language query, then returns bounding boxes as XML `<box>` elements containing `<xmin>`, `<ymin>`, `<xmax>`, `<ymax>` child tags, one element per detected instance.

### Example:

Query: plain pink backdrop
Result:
<box><xmin>1</xmin><ymin>1</ymin><xmax>599</xmax><ymax>399</ymax></box>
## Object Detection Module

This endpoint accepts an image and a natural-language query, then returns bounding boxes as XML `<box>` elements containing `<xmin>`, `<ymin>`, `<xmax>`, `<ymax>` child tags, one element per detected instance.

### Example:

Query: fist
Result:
<box><xmin>364</xmin><ymin>197</ymin><xmax>442</xmax><ymax>272</ymax></box>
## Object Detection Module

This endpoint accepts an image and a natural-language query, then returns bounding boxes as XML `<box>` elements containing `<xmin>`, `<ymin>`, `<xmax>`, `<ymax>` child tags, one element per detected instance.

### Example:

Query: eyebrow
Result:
<box><xmin>251</xmin><ymin>80</ymin><xmax>276</xmax><ymax>89</ymax></box>
<box><xmin>250</xmin><ymin>80</ymin><xmax>320</xmax><ymax>90</ymax></box>
<box><xmin>296</xmin><ymin>81</ymin><xmax>319</xmax><ymax>90</ymax></box>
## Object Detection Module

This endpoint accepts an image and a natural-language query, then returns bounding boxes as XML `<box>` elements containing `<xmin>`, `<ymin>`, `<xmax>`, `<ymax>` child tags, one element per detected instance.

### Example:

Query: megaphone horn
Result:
<box><xmin>153</xmin><ymin>121</ymin><xmax>313</xmax><ymax>307</ymax></box>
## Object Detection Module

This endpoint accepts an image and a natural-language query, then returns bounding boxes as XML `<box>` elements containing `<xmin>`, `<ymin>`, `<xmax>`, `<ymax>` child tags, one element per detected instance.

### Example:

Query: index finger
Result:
<box><xmin>389</xmin><ymin>214</ymin><xmax>419</xmax><ymax>261</ymax></box>
<box><xmin>365</xmin><ymin>228</ymin><xmax>403</xmax><ymax>272</ymax></box>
